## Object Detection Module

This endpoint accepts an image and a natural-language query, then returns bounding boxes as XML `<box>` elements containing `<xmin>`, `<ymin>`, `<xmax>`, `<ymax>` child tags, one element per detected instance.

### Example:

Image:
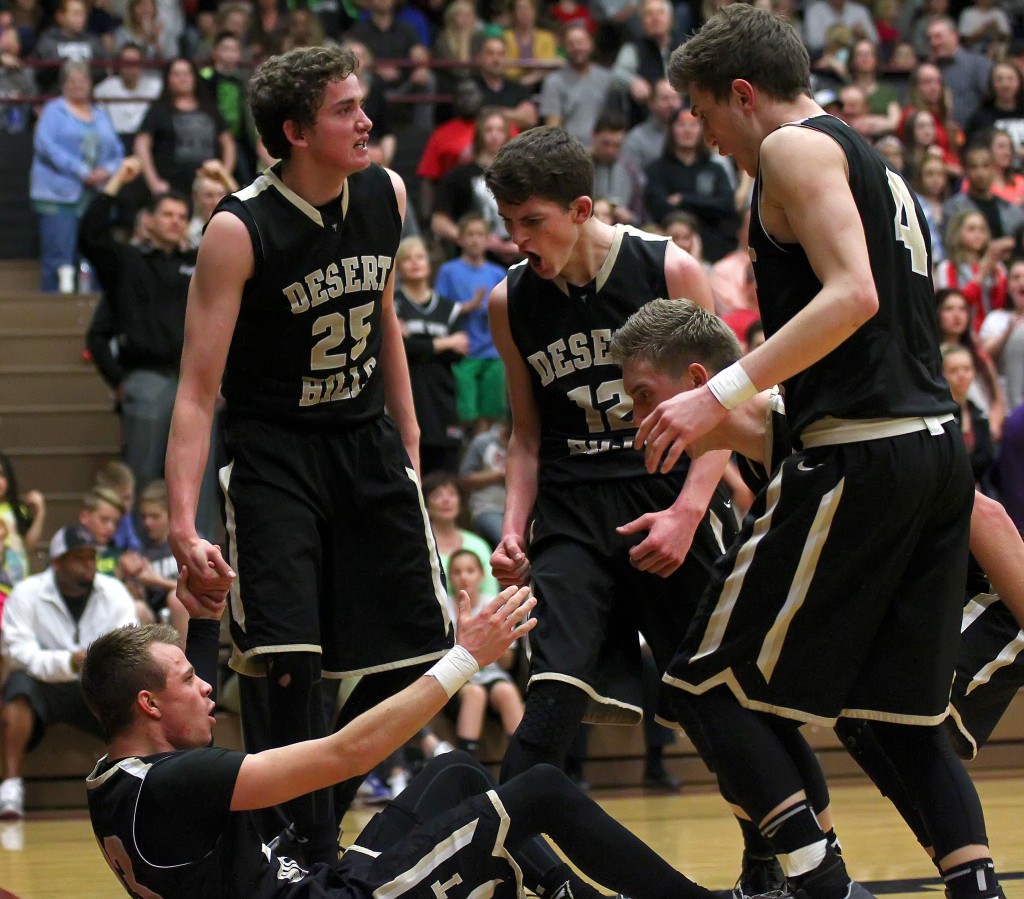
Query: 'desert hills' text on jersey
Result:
<box><xmin>217</xmin><ymin>163</ymin><xmax>401</xmax><ymax>427</ymax></box>
<box><xmin>506</xmin><ymin>225</ymin><xmax>680</xmax><ymax>485</ymax></box>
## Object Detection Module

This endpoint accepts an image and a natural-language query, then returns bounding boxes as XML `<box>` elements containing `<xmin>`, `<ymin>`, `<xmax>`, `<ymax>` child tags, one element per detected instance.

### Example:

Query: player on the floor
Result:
<box><xmin>483</xmin><ymin>126</ymin><xmax>736</xmax><ymax>783</ymax></box>
<box><xmin>81</xmin><ymin>580</ymin><xmax>724</xmax><ymax>899</ymax></box>
<box><xmin>612</xmin><ymin>297</ymin><xmax>1012</xmax><ymax>898</ymax></box>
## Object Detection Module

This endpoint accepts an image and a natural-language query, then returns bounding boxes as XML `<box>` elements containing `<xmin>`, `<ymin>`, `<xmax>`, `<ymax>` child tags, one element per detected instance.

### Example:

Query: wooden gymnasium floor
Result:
<box><xmin>0</xmin><ymin>773</ymin><xmax>1021</xmax><ymax>898</ymax></box>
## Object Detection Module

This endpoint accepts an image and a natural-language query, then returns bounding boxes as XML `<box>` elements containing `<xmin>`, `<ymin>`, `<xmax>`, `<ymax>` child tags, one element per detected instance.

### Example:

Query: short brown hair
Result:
<box><xmin>668</xmin><ymin>4</ymin><xmax>810</xmax><ymax>103</ymax></box>
<box><xmin>81</xmin><ymin>624</ymin><xmax>181</xmax><ymax>739</ymax></box>
<box><xmin>249</xmin><ymin>45</ymin><xmax>359</xmax><ymax>160</ymax></box>
<box><xmin>610</xmin><ymin>298</ymin><xmax>742</xmax><ymax>377</ymax></box>
<box><xmin>485</xmin><ymin>126</ymin><xmax>593</xmax><ymax>208</ymax></box>
<box><xmin>83</xmin><ymin>486</ymin><xmax>126</xmax><ymax>515</ymax></box>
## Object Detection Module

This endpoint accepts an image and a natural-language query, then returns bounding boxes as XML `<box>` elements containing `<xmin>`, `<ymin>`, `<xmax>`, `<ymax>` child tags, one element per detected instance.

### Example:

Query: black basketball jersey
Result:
<box><xmin>748</xmin><ymin>115</ymin><xmax>955</xmax><ymax>438</ymax></box>
<box><xmin>395</xmin><ymin>288</ymin><xmax>463</xmax><ymax>447</ymax></box>
<box><xmin>86</xmin><ymin>749</ymin><xmax>305</xmax><ymax>899</ymax></box>
<box><xmin>506</xmin><ymin>225</ymin><xmax>679</xmax><ymax>484</ymax></box>
<box><xmin>218</xmin><ymin>163</ymin><xmax>402</xmax><ymax>427</ymax></box>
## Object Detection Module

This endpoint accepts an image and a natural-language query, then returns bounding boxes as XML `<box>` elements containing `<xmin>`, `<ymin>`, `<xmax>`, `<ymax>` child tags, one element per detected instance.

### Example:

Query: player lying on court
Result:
<box><xmin>610</xmin><ymin>298</ymin><xmax>1020</xmax><ymax>895</ymax></box>
<box><xmin>80</xmin><ymin>576</ymin><xmax>731</xmax><ymax>899</ymax></box>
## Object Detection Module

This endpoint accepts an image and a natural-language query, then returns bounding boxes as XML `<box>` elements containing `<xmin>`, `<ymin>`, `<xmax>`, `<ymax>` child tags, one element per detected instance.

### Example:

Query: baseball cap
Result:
<box><xmin>49</xmin><ymin>525</ymin><xmax>98</xmax><ymax>559</ymax></box>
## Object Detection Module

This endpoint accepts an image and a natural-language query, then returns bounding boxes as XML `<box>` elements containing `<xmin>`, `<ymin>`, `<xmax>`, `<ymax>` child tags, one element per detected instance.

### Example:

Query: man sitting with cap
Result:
<box><xmin>0</xmin><ymin>525</ymin><xmax>138</xmax><ymax>819</ymax></box>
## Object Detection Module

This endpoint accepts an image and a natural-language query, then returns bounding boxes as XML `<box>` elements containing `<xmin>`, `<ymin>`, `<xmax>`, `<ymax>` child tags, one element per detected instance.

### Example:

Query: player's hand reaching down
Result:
<box><xmin>454</xmin><ymin>585</ymin><xmax>536</xmax><ymax>668</ymax></box>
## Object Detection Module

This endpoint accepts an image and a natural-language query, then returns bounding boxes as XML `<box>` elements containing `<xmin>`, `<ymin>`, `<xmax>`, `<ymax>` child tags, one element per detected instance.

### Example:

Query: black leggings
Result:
<box><xmin>377</xmin><ymin>752</ymin><xmax>713</xmax><ymax>899</ymax></box>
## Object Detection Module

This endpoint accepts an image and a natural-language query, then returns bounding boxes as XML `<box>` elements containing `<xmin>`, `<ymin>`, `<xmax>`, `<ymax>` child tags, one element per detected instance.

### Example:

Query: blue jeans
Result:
<box><xmin>37</xmin><ymin>209</ymin><xmax>80</xmax><ymax>293</ymax></box>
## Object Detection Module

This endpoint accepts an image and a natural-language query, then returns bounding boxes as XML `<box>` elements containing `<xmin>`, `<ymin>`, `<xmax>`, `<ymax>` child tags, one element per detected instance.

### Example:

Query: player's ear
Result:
<box><xmin>137</xmin><ymin>690</ymin><xmax>161</xmax><ymax>721</ymax></box>
<box><xmin>688</xmin><ymin>362</ymin><xmax>711</xmax><ymax>388</ymax></box>
<box><xmin>283</xmin><ymin>119</ymin><xmax>307</xmax><ymax>148</ymax></box>
<box><xmin>571</xmin><ymin>196</ymin><xmax>593</xmax><ymax>223</ymax></box>
<box><xmin>732</xmin><ymin>79</ymin><xmax>755</xmax><ymax>109</ymax></box>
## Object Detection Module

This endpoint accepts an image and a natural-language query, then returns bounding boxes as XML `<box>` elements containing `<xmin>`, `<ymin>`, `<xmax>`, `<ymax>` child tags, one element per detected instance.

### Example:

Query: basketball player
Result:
<box><xmin>81</xmin><ymin>584</ymin><xmax>724</xmax><ymax>899</ymax></box>
<box><xmin>164</xmin><ymin>45</ymin><xmax>452</xmax><ymax>863</ymax></box>
<box><xmin>612</xmin><ymin>298</ymin><xmax>1022</xmax><ymax>891</ymax></box>
<box><xmin>483</xmin><ymin>126</ymin><xmax>736</xmax><ymax>783</ymax></box>
<box><xmin>626</xmin><ymin>8</ymin><xmax>1003</xmax><ymax>897</ymax></box>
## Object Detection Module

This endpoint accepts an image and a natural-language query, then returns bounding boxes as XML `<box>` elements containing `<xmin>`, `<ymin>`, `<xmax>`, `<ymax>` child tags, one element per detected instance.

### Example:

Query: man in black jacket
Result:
<box><xmin>80</xmin><ymin>156</ymin><xmax>220</xmax><ymax>538</ymax></box>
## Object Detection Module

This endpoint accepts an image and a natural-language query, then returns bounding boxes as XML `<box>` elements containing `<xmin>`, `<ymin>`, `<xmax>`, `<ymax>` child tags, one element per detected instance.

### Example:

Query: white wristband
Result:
<box><xmin>427</xmin><ymin>645</ymin><xmax>480</xmax><ymax>698</ymax></box>
<box><xmin>707</xmin><ymin>361</ymin><xmax>757</xmax><ymax>411</ymax></box>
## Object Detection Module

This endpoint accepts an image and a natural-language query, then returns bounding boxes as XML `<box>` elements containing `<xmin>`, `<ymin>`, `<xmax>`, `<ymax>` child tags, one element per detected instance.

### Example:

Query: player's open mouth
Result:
<box><xmin>526</xmin><ymin>251</ymin><xmax>541</xmax><ymax>267</ymax></box>
<box><xmin>355</xmin><ymin>139</ymin><xmax>368</xmax><ymax>149</ymax></box>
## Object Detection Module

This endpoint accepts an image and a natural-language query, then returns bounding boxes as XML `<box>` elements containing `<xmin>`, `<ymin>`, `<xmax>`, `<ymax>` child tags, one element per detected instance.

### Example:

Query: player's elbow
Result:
<box><xmin>846</xmin><ymin>281</ymin><xmax>879</xmax><ymax>326</ymax></box>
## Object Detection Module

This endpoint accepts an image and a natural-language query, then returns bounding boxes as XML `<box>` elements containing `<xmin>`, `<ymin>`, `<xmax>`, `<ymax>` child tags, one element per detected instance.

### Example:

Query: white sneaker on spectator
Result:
<box><xmin>431</xmin><ymin>740</ymin><xmax>455</xmax><ymax>757</ymax></box>
<box><xmin>0</xmin><ymin>778</ymin><xmax>24</xmax><ymax>821</ymax></box>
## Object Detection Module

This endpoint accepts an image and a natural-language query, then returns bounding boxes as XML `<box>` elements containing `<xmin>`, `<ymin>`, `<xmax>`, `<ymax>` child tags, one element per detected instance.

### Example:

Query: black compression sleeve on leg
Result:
<box><xmin>500</xmin><ymin>681</ymin><xmax>589</xmax><ymax>783</ymax></box>
<box><xmin>265</xmin><ymin>651</ymin><xmax>336</xmax><ymax>863</ymax></box>
<box><xmin>869</xmin><ymin>721</ymin><xmax>988</xmax><ymax>861</ymax></box>
<box><xmin>669</xmin><ymin>687</ymin><xmax>805</xmax><ymax>822</ymax></box>
<box><xmin>834</xmin><ymin>718</ymin><xmax>932</xmax><ymax>849</ymax></box>
<box><xmin>497</xmin><ymin>765</ymin><xmax>714</xmax><ymax>899</ymax></box>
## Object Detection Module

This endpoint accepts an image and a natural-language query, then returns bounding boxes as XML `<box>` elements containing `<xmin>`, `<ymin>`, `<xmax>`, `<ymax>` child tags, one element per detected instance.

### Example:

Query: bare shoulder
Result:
<box><xmin>489</xmin><ymin>276</ymin><xmax>509</xmax><ymax>309</ymax></box>
<box><xmin>195</xmin><ymin>210</ymin><xmax>254</xmax><ymax>289</ymax></box>
<box><xmin>760</xmin><ymin>125</ymin><xmax>848</xmax><ymax>187</ymax></box>
<box><xmin>385</xmin><ymin>166</ymin><xmax>407</xmax><ymax>217</ymax></box>
<box><xmin>664</xmin><ymin>239</ymin><xmax>713</xmax><ymax>311</ymax></box>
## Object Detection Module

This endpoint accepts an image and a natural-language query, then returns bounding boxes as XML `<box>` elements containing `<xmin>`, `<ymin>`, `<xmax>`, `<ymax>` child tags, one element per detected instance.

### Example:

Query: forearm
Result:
<box><xmin>381</xmin><ymin>307</ymin><xmax>421</xmax><ymax>463</ymax></box>
<box><xmin>671</xmin><ymin>449</ymin><xmax>730</xmax><ymax>517</ymax></box>
<box><xmin>501</xmin><ymin>434</ymin><xmax>539</xmax><ymax>540</ymax></box>
<box><xmin>166</xmin><ymin>392</ymin><xmax>216</xmax><ymax>549</ymax></box>
<box><xmin>233</xmin><ymin>671</ymin><xmax>453</xmax><ymax>809</ymax></box>
<box><xmin>184</xmin><ymin>618</ymin><xmax>222</xmax><ymax>705</ymax></box>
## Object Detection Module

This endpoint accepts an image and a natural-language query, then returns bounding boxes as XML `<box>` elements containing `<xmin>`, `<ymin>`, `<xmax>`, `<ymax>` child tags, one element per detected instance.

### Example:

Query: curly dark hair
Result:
<box><xmin>248</xmin><ymin>45</ymin><xmax>359</xmax><ymax>160</ymax></box>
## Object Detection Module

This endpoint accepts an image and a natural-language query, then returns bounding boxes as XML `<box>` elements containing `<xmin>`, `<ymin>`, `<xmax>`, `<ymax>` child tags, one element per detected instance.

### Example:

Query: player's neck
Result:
<box><xmin>279</xmin><ymin>157</ymin><xmax>351</xmax><ymax>208</ymax></box>
<box><xmin>766</xmin><ymin>95</ymin><xmax>822</xmax><ymax>130</ymax></box>
<box><xmin>106</xmin><ymin>728</ymin><xmax>176</xmax><ymax>761</ymax></box>
<box><xmin>559</xmin><ymin>218</ymin><xmax>615</xmax><ymax>286</ymax></box>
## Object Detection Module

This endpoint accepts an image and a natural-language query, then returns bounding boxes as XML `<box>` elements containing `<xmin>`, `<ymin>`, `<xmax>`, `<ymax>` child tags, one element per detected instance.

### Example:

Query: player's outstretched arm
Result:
<box><xmin>166</xmin><ymin>211</ymin><xmax>251</xmax><ymax>603</ymax></box>
<box><xmin>230</xmin><ymin>587</ymin><xmax>537</xmax><ymax>811</ymax></box>
<box><xmin>488</xmin><ymin>279</ymin><xmax>539</xmax><ymax>587</ymax></box>
<box><xmin>970</xmin><ymin>492</ymin><xmax>1024</xmax><ymax>629</ymax></box>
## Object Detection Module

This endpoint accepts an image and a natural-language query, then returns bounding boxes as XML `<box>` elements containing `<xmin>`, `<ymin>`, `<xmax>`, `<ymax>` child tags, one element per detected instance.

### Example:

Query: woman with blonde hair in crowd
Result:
<box><xmin>433</xmin><ymin>0</ymin><xmax>482</xmax><ymax>94</ymax></box>
<box><xmin>30</xmin><ymin>59</ymin><xmax>123</xmax><ymax>292</ymax></box>
<box><xmin>938</xmin><ymin>209</ymin><xmax>1014</xmax><ymax>331</ymax></box>
<box><xmin>911</xmin><ymin>151</ymin><xmax>952</xmax><ymax>263</ymax></box>
<box><xmin>502</xmin><ymin>0</ymin><xmax>557</xmax><ymax>87</ymax></box>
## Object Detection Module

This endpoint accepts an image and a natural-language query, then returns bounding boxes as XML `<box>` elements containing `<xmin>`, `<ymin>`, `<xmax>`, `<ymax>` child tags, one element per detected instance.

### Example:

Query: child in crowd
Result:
<box><xmin>136</xmin><ymin>479</ymin><xmax>185</xmax><ymax>633</ymax></box>
<box><xmin>0</xmin><ymin>451</ymin><xmax>46</xmax><ymax>591</ymax></box>
<box><xmin>94</xmin><ymin>460</ymin><xmax>141</xmax><ymax>554</ymax></box>
<box><xmin>78</xmin><ymin>487</ymin><xmax>124</xmax><ymax>579</ymax></box>
<box><xmin>394</xmin><ymin>235</ymin><xmax>471</xmax><ymax>476</ymax></box>
<box><xmin>447</xmin><ymin>548</ymin><xmax>525</xmax><ymax>758</ymax></box>
<box><xmin>422</xmin><ymin>470</ymin><xmax>500</xmax><ymax>599</ymax></box>
<box><xmin>435</xmin><ymin>212</ymin><xmax>508</xmax><ymax>435</ymax></box>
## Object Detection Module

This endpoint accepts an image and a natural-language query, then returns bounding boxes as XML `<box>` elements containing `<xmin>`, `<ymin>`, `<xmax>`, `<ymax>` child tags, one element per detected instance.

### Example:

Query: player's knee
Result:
<box><xmin>265</xmin><ymin>651</ymin><xmax>320</xmax><ymax>693</ymax></box>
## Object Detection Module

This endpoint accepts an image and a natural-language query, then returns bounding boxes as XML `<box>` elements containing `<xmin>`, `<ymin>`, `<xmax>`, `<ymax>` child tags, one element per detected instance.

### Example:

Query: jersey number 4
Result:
<box><xmin>887</xmin><ymin>170</ymin><xmax>929</xmax><ymax>278</ymax></box>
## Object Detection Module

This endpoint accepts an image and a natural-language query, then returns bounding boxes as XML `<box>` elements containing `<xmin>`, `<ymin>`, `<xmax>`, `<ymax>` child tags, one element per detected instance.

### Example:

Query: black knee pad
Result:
<box><xmin>516</xmin><ymin>682</ymin><xmax>589</xmax><ymax>750</ymax></box>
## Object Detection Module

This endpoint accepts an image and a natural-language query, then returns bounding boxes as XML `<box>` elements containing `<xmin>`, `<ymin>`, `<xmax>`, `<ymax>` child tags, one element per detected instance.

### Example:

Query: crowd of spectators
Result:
<box><xmin>2</xmin><ymin>0</ymin><xmax>1024</xmax><ymax>811</ymax></box>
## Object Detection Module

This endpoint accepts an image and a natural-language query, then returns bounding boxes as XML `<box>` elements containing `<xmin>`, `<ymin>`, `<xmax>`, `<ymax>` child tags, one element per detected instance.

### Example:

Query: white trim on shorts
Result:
<box><xmin>529</xmin><ymin>672</ymin><xmax>643</xmax><ymax>725</ymax></box>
